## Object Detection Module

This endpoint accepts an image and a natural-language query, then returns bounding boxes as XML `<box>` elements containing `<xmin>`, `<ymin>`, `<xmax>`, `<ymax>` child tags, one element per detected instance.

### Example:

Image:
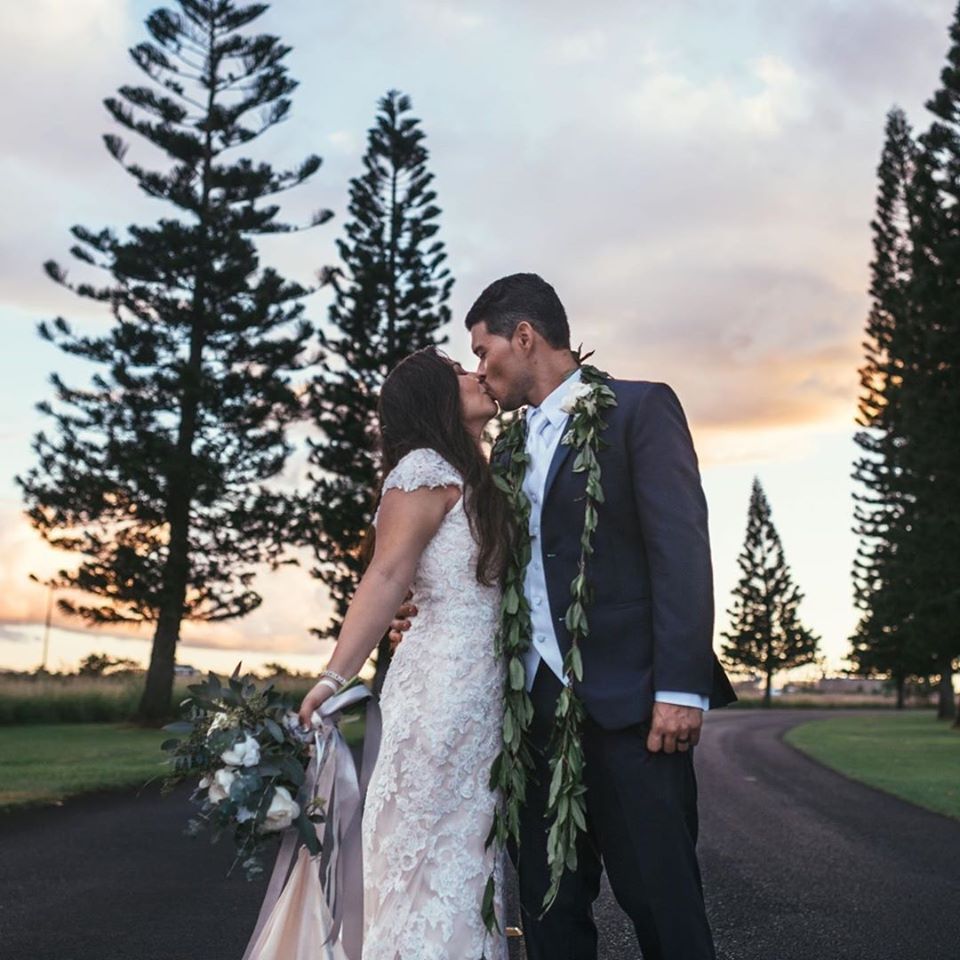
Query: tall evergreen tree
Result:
<box><xmin>850</xmin><ymin>108</ymin><xmax>932</xmax><ymax>708</ymax></box>
<box><xmin>902</xmin><ymin>4</ymin><xmax>960</xmax><ymax>720</ymax></box>
<box><xmin>722</xmin><ymin>479</ymin><xmax>820</xmax><ymax>706</ymax></box>
<box><xmin>16</xmin><ymin>1</ymin><xmax>329</xmax><ymax>721</ymax></box>
<box><xmin>304</xmin><ymin>90</ymin><xmax>452</xmax><ymax>692</ymax></box>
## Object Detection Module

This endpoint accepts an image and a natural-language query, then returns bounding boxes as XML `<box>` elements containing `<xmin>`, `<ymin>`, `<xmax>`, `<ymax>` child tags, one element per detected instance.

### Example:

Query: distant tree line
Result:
<box><xmin>851</xmin><ymin>5</ymin><xmax>960</xmax><ymax>721</ymax></box>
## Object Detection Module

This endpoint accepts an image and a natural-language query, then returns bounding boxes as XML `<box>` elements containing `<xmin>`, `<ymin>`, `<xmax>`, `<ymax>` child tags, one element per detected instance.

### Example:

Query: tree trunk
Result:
<box><xmin>936</xmin><ymin>658</ymin><xmax>956</xmax><ymax>720</ymax></box>
<box><xmin>763</xmin><ymin>669</ymin><xmax>773</xmax><ymax>708</ymax></box>
<box><xmin>137</xmin><ymin>29</ymin><xmax>216</xmax><ymax>724</ymax></box>
<box><xmin>895</xmin><ymin>673</ymin><xmax>905</xmax><ymax>710</ymax></box>
<box><xmin>136</xmin><ymin>388</ymin><xmax>198</xmax><ymax>723</ymax></box>
<box><xmin>138</xmin><ymin>605</ymin><xmax>184</xmax><ymax>723</ymax></box>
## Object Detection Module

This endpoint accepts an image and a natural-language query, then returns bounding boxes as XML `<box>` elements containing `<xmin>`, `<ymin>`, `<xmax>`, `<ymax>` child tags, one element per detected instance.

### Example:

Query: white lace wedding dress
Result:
<box><xmin>361</xmin><ymin>448</ymin><xmax>508</xmax><ymax>960</ymax></box>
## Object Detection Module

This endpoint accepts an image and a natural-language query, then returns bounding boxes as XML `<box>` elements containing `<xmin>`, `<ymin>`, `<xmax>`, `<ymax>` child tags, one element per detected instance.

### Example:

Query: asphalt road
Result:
<box><xmin>1</xmin><ymin>710</ymin><xmax>957</xmax><ymax>960</ymax></box>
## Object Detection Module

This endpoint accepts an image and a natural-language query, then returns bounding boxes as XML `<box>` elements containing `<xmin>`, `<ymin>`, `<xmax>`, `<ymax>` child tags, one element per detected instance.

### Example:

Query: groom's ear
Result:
<box><xmin>513</xmin><ymin>319</ymin><xmax>535</xmax><ymax>353</ymax></box>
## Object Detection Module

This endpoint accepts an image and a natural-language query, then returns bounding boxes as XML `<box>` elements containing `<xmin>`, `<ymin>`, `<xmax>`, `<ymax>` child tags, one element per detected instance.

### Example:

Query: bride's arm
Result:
<box><xmin>297</xmin><ymin>484</ymin><xmax>459</xmax><ymax>726</ymax></box>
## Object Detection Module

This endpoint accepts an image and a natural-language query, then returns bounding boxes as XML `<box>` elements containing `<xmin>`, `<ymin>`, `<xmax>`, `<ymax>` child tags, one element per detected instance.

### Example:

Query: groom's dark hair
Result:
<box><xmin>464</xmin><ymin>273</ymin><xmax>571</xmax><ymax>349</ymax></box>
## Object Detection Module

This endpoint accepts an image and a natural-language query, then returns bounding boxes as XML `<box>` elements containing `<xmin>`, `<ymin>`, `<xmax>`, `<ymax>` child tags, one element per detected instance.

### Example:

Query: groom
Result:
<box><xmin>397</xmin><ymin>273</ymin><xmax>736</xmax><ymax>959</ymax></box>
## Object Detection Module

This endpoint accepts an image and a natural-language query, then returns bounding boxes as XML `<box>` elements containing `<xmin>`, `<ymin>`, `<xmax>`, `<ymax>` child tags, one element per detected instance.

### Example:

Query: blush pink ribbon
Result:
<box><xmin>241</xmin><ymin>684</ymin><xmax>382</xmax><ymax>960</ymax></box>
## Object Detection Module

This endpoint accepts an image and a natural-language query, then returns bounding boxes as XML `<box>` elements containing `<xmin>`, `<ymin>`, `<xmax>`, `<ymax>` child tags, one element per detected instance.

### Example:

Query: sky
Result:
<box><xmin>1</xmin><ymin>0</ymin><xmax>957</xmax><ymax>679</ymax></box>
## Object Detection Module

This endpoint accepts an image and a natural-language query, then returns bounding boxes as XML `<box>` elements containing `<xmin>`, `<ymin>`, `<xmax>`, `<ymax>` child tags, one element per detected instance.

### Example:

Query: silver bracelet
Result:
<box><xmin>319</xmin><ymin>668</ymin><xmax>348</xmax><ymax>688</ymax></box>
<box><xmin>316</xmin><ymin>677</ymin><xmax>340</xmax><ymax>695</ymax></box>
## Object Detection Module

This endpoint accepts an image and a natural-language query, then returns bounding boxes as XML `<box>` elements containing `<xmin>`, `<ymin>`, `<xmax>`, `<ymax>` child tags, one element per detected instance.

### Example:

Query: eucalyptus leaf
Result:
<box><xmin>263</xmin><ymin>717</ymin><xmax>285</xmax><ymax>743</ymax></box>
<box><xmin>279</xmin><ymin>755</ymin><xmax>305</xmax><ymax>787</ymax></box>
<box><xmin>162</xmin><ymin>721</ymin><xmax>195</xmax><ymax>734</ymax></box>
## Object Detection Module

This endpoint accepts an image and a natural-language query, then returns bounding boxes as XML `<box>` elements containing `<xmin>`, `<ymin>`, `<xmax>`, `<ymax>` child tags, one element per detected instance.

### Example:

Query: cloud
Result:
<box><xmin>0</xmin><ymin>500</ymin><xmax>336</xmax><ymax>660</ymax></box>
<box><xmin>625</xmin><ymin>54</ymin><xmax>812</xmax><ymax>139</ymax></box>
<box><xmin>0</xmin><ymin>0</ymin><xmax>133</xmax><ymax>181</ymax></box>
<box><xmin>549</xmin><ymin>28</ymin><xmax>608</xmax><ymax>65</ymax></box>
<box><xmin>784</xmin><ymin>0</ymin><xmax>956</xmax><ymax>106</ymax></box>
<box><xmin>404</xmin><ymin>0</ymin><xmax>485</xmax><ymax>33</ymax></box>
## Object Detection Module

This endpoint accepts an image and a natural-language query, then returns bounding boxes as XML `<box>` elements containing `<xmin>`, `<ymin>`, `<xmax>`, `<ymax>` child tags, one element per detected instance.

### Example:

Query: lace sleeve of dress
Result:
<box><xmin>374</xmin><ymin>449</ymin><xmax>462</xmax><ymax>525</ymax></box>
<box><xmin>382</xmin><ymin>448</ymin><xmax>463</xmax><ymax>495</ymax></box>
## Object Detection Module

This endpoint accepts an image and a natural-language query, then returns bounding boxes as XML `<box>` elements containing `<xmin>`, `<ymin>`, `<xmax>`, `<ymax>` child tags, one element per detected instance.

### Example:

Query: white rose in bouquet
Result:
<box><xmin>260</xmin><ymin>785</ymin><xmax>300</xmax><ymax>833</ymax></box>
<box><xmin>560</xmin><ymin>380</ymin><xmax>593</xmax><ymax>414</ymax></box>
<box><xmin>221</xmin><ymin>732</ymin><xmax>261</xmax><ymax>767</ymax></box>
<box><xmin>206</xmin><ymin>767</ymin><xmax>237</xmax><ymax>805</ymax></box>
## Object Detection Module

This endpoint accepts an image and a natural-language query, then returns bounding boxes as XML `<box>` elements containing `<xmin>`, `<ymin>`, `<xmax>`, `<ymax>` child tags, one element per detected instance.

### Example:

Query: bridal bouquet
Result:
<box><xmin>160</xmin><ymin>664</ymin><xmax>322</xmax><ymax>880</ymax></box>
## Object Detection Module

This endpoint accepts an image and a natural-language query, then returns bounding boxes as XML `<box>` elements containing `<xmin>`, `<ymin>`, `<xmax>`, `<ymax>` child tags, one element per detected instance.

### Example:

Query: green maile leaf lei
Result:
<box><xmin>481</xmin><ymin>362</ymin><xmax>617</xmax><ymax>940</ymax></box>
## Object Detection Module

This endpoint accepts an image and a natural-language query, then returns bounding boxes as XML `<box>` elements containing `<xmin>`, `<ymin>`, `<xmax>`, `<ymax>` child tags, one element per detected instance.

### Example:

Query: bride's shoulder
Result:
<box><xmin>382</xmin><ymin>448</ymin><xmax>463</xmax><ymax>495</ymax></box>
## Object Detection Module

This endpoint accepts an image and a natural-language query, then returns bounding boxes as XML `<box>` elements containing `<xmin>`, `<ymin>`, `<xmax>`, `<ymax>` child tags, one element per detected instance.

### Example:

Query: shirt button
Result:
<box><xmin>535</xmin><ymin>635</ymin><xmax>545</xmax><ymax>644</ymax></box>
<box><xmin>535</xmin><ymin>597</ymin><xmax>543</xmax><ymax>607</ymax></box>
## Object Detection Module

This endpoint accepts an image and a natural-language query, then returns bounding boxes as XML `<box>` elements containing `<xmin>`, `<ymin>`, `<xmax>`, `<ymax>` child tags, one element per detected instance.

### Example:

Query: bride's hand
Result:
<box><xmin>298</xmin><ymin>681</ymin><xmax>337</xmax><ymax>731</ymax></box>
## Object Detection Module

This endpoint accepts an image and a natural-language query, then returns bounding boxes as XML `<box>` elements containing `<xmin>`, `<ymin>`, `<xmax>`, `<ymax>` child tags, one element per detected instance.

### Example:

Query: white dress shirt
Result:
<box><xmin>520</xmin><ymin>369</ymin><xmax>709</xmax><ymax>712</ymax></box>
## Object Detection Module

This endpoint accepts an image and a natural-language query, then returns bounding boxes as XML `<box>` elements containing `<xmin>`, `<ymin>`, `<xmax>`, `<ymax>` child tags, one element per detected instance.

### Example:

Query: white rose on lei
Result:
<box><xmin>560</xmin><ymin>380</ymin><xmax>594</xmax><ymax>414</ymax></box>
<box><xmin>260</xmin><ymin>786</ymin><xmax>300</xmax><ymax>833</ymax></box>
<box><xmin>221</xmin><ymin>732</ymin><xmax>261</xmax><ymax>768</ymax></box>
<box><xmin>205</xmin><ymin>767</ymin><xmax>237</xmax><ymax>805</ymax></box>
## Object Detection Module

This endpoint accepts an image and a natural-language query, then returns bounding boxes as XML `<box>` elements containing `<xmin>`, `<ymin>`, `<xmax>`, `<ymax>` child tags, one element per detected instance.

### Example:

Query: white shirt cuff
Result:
<box><xmin>655</xmin><ymin>690</ymin><xmax>709</xmax><ymax>712</ymax></box>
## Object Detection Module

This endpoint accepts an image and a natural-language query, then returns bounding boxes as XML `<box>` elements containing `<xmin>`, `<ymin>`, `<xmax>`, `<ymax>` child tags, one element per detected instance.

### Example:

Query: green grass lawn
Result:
<box><xmin>0</xmin><ymin>716</ymin><xmax>367</xmax><ymax>811</ymax></box>
<box><xmin>785</xmin><ymin>711</ymin><xmax>960</xmax><ymax>820</ymax></box>
<box><xmin>0</xmin><ymin>723</ymin><xmax>171</xmax><ymax>810</ymax></box>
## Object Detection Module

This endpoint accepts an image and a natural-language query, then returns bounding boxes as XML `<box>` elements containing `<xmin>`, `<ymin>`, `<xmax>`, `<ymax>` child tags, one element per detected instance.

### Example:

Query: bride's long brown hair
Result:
<box><xmin>375</xmin><ymin>347</ymin><xmax>512</xmax><ymax>586</ymax></box>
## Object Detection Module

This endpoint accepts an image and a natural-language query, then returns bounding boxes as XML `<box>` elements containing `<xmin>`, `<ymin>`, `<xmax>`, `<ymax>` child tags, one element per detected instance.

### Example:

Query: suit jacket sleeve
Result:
<box><xmin>628</xmin><ymin>382</ymin><xmax>715</xmax><ymax>695</ymax></box>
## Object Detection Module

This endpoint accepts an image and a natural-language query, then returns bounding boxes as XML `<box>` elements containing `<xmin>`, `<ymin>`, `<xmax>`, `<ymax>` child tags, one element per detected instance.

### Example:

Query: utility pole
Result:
<box><xmin>29</xmin><ymin>574</ymin><xmax>55</xmax><ymax>673</ymax></box>
<box><xmin>41</xmin><ymin>581</ymin><xmax>53</xmax><ymax>672</ymax></box>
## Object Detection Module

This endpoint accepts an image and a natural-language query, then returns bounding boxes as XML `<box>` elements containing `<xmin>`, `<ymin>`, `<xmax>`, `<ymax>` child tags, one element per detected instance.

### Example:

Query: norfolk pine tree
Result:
<box><xmin>16</xmin><ymin>1</ymin><xmax>330</xmax><ymax>721</ymax></box>
<box><xmin>304</xmin><ymin>90</ymin><xmax>452</xmax><ymax>693</ymax></box>
<box><xmin>910</xmin><ymin>4</ymin><xmax>960</xmax><ymax>720</ymax></box>
<box><xmin>850</xmin><ymin>108</ymin><xmax>932</xmax><ymax>707</ymax></box>
<box><xmin>722</xmin><ymin>479</ymin><xmax>820</xmax><ymax>706</ymax></box>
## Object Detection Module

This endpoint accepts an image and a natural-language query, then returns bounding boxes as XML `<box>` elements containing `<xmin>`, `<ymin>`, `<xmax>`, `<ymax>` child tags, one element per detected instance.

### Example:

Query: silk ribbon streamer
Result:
<box><xmin>241</xmin><ymin>685</ymin><xmax>382</xmax><ymax>960</ymax></box>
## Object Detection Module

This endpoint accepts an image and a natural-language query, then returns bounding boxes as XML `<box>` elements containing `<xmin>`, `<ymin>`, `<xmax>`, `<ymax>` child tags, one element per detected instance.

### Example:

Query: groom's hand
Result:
<box><xmin>388</xmin><ymin>591</ymin><xmax>417</xmax><ymax>651</ymax></box>
<box><xmin>646</xmin><ymin>702</ymin><xmax>703</xmax><ymax>754</ymax></box>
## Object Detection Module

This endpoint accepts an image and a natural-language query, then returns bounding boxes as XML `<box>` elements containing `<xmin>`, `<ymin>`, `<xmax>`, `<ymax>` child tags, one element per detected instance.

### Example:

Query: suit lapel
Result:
<box><xmin>542</xmin><ymin>414</ymin><xmax>574</xmax><ymax>502</ymax></box>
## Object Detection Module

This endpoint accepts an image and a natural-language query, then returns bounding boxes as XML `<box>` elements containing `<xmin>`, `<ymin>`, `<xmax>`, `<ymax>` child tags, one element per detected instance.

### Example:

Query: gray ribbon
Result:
<box><xmin>241</xmin><ymin>685</ymin><xmax>382</xmax><ymax>960</ymax></box>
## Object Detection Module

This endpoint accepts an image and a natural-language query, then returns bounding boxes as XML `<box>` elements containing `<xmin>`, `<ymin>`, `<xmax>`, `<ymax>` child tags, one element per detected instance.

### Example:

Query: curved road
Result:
<box><xmin>1</xmin><ymin>710</ymin><xmax>957</xmax><ymax>959</ymax></box>
<box><xmin>592</xmin><ymin>709</ymin><xmax>960</xmax><ymax>960</ymax></box>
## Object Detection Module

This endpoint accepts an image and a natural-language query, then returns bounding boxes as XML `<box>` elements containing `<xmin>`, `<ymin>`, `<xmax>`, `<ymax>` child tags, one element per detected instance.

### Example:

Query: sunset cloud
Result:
<box><xmin>0</xmin><ymin>499</ymin><xmax>335</xmax><ymax>661</ymax></box>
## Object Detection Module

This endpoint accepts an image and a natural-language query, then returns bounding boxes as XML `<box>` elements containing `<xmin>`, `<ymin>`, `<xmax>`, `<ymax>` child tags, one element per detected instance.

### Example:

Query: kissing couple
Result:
<box><xmin>294</xmin><ymin>271</ymin><xmax>737</xmax><ymax>960</ymax></box>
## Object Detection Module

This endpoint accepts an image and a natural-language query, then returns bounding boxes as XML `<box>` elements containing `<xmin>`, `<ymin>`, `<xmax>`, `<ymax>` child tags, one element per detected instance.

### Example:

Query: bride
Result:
<box><xmin>297</xmin><ymin>347</ymin><xmax>513</xmax><ymax>960</ymax></box>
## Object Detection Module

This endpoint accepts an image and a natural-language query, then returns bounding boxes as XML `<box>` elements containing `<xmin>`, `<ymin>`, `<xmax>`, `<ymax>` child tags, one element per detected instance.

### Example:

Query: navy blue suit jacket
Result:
<box><xmin>513</xmin><ymin>378</ymin><xmax>736</xmax><ymax>730</ymax></box>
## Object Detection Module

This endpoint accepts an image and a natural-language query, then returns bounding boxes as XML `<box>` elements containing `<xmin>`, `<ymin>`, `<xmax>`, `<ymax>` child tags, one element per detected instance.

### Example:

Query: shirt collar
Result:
<box><xmin>526</xmin><ymin>366</ymin><xmax>583</xmax><ymax>429</ymax></box>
